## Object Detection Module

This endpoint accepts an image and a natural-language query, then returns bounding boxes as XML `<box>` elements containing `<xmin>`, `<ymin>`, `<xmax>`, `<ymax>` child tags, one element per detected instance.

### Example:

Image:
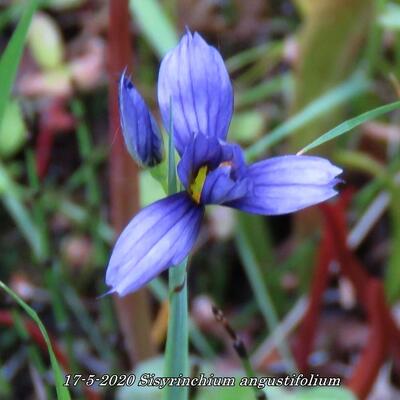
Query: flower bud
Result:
<box><xmin>119</xmin><ymin>71</ymin><xmax>163</xmax><ymax>167</ymax></box>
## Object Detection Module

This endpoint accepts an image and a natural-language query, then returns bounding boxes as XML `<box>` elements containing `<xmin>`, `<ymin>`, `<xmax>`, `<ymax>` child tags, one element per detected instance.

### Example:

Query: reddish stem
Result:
<box><xmin>295</xmin><ymin>190</ymin><xmax>400</xmax><ymax>399</ymax></box>
<box><xmin>293</xmin><ymin>222</ymin><xmax>334</xmax><ymax>372</ymax></box>
<box><xmin>321</xmin><ymin>200</ymin><xmax>400</xmax><ymax>399</ymax></box>
<box><xmin>107</xmin><ymin>0</ymin><xmax>155</xmax><ymax>364</ymax></box>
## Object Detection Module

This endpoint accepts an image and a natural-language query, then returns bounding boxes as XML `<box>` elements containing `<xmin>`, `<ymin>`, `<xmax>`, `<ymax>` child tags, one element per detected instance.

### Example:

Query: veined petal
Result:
<box><xmin>119</xmin><ymin>72</ymin><xmax>163</xmax><ymax>167</ymax></box>
<box><xmin>177</xmin><ymin>133</ymin><xmax>248</xmax><ymax>191</ymax></box>
<box><xmin>106</xmin><ymin>192</ymin><xmax>204</xmax><ymax>296</ymax></box>
<box><xmin>177</xmin><ymin>133</ymin><xmax>222</xmax><ymax>190</ymax></box>
<box><xmin>201</xmin><ymin>167</ymin><xmax>251</xmax><ymax>205</ymax></box>
<box><xmin>226</xmin><ymin>155</ymin><xmax>342</xmax><ymax>215</ymax></box>
<box><xmin>158</xmin><ymin>30</ymin><xmax>233</xmax><ymax>155</ymax></box>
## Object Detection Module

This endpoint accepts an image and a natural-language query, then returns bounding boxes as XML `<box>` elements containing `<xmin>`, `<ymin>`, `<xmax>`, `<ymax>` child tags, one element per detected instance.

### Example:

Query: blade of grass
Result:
<box><xmin>0</xmin><ymin>280</ymin><xmax>71</xmax><ymax>400</ymax></box>
<box><xmin>0</xmin><ymin>162</ymin><xmax>44</xmax><ymax>260</ymax></box>
<box><xmin>245</xmin><ymin>73</ymin><xmax>370</xmax><ymax>161</ymax></box>
<box><xmin>71</xmin><ymin>99</ymin><xmax>107</xmax><ymax>265</ymax></box>
<box><xmin>42</xmin><ymin>192</ymin><xmax>114</xmax><ymax>244</ymax></box>
<box><xmin>298</xmin><ymin>100</ymin><xmax>400</xmax><ymax>155</ymax></box>
<box><xmin>235</xmin><ymin>228</ymin><xmax>297</xmax><ymax>374</ymax></box>
<box><xmin>225</xmin><ymin>42</ymin><xmax>271</xmax><ymax>72</ymax></box>
<box><xmin>129</xmin><ymin>0</ymin><xmax>178</xmax><ymax>58</ymax></box>
<box><xmin>235</xmin><ymin>73</ymin><xmax>290</xmax><ymax>108</ymax></box>
<box><xmin>333</xmin><ymin>150</ymin><xmax>385</xmax><ymax>177</ymax></box>
<box><xmin>25</xmin><ymin>150</ymin><xmax>50</xmax><ymax>260</ymax></box>
<box><xmin>45</xmin><ymin>264</ymin><xmax>80</xmax><ymax>375</ymax></box>
<box><xmin>63</xmin><ymin>283</ymin><xmax>115</xmax><ymax>363</ymax></box>
<box><xmin>12</xmin><ymin>309</ymin><xmax>52</xmax><ymax>398</ymax></box>
<box><xmin>0</xmin><ymin>0</ymin><xmax>40</xmax><ymax>126</ymax></box>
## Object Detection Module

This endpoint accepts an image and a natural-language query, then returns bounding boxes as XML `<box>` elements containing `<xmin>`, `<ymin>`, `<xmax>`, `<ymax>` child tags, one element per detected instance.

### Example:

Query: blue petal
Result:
<box><xmin>106</xmin><ymin>192</ymin><xmax>204</xmax><ymax>296</ymax></box>
<box><xmin>158</xmin><ymin>30</ymin><xmax>233</xmax><ymax>155</ymax></box>
<box><xmin>226</xmin><ymin>155</ymin><xmax>342</xmax><ymax>215</ymax></box>
<box><xmin>119</xmin><ymin>71</ymin><xmax>163</xmax><ymax>167</ymax></box>
<box><xmin>177</xmin><ymin>133</ymin><xmax>248</xmax><ymax>191</ymax></box>
<box><xmin>201</xmin><ymin>166</ymin><xmax>251</xmax><ymax>204</ymax></box>
<box><xmin>177</xmin><ymin>133</ymin><xmax>222</xmax><ymax>190</ymax></box>
<box><xmin>220</xmin><ymin>142</ymin><xmax>247</xmax><ymax>180</ymax></box>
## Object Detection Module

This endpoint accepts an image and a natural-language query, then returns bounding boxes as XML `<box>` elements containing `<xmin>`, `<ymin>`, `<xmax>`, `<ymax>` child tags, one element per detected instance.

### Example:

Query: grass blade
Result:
<box><xmin>0</xmin><ymin>281</ymin><xmax>71</xmax><ymax>400</ymax></box>
<box><xmin>0</xmin><ymin>162</ymin><xmax>44</xmax><ymax>260</ymax></box>
<box><xmin>0</xmin><ymin>0</ymin><xmax>40</xmax><ymax>125</ymax></box>
<box><xmin>236</xmin><ymin>73</ymin><xmax>290</xmax><ymax>108</ymax></box>
<box><xmin>235</xmin><ymin>228</ymin><xmax>298</xmax><ymax>374</ymax></box>
<box><xmin>298</xmin><ymin>100</ymin><xmax>400</xmax><ymax>154</ymax></box>
<box><xmin>129</xmin><ymin>0</ymin><xmax>178</xmax><ymax>58</ymax></box>
<box><xmin>245</xmin><ymin>73</ymin><xmax>369</xmax><ymax>161</ymax></box>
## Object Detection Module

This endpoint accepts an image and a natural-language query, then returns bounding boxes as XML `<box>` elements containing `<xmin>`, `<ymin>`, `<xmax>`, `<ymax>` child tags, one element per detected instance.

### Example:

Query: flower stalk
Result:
<box><xmin>164</xmin><ymin>261</ymin><xmax>189</xmax><ymax>400</ymax></box>
<box><xmin>163</xmin><ymin>112</ymin><xmax>189</xmax><ymax>400</ymax></box>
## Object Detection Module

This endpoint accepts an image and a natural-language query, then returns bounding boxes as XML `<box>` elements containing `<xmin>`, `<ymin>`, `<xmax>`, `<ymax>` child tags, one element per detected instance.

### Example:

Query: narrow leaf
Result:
<box><xmin>129</xmin><ymin>0</ymin><xmax>178</xmax><ymax>58</ymax></box>
<box><xmin>0</xmin><ymin>281</ymin><xmax>71</xmax><ymax>400</ymax></box>
<box><xmin>245</xmin><ymin>73</ymin><xmax>369</xmax><ymax>161</ymax></box>
<box><xmin>0</xmin><ymin>162</ymin><xmax>44</xmax><ymax>260</ymax></box>
<box><xmin>0</xmin><ymin>0</ymin><xmax>40</xmax><ymax>126</ymax></box>
<box><xmin>298</xmin><ymin>100</ymin><xmax>400</xmax><ymax>155</ymax></box>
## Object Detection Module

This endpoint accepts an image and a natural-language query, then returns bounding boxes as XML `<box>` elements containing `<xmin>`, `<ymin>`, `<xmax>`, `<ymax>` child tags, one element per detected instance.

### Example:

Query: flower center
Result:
<box><xmin>189</xmin><ymin>165</ymin><xmax>208</xmax><ymax>204</ymax></box>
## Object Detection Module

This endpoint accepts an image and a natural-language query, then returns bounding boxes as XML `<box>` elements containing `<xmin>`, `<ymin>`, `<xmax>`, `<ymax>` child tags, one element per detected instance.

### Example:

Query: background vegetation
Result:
<box><xmin>1</xmin><ymin>0</ymin><xmax>400</xmax><ymax>399</ymax></box>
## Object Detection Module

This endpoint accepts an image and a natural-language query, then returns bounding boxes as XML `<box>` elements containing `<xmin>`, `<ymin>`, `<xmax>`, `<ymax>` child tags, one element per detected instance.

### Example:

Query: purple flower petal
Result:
<box><xmin>106</xmin><ymin>192</ymin><xmax>204</xmax><ymax>296</ymax></box>
<box><xmin>200</xmin><ymin>166</ymin><xmax>251</xmax><ymax>204</ymax></box>
<box><xmin>177</xmin><ymin>133</ymin><xmax>248</xmax><ymax>191</ymax></box>
<box><xmin>119</xmin><ymin>71</ymin><xmax>163</xmax><ymax>167</ymax></box>
<box><xmin>177</xmin><ymin>133</ymin><xmax>223</xmax><ymax>190</ymax></box>
<box><xmin>225</xmin><ymin>155</ymin><xmax>342</xmax><ymax>215</ymax></box>
<box><xmin>158</xmin><ymin>30</ymin><xmax>233</xmax><ymax>155</ymax></box>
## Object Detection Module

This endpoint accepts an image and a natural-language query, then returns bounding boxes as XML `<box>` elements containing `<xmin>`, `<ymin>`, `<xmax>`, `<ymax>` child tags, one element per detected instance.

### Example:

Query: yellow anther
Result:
<box><xmin>190</xmin><ymin>165</ymin><xmax>208</xmax><ymax>204</ymax></box>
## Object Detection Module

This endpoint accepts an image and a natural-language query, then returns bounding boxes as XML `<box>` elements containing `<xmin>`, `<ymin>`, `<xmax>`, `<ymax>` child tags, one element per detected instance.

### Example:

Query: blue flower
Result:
<box><xmin>106</xmin><ymin>31</ymin><xmax>342</xmax><ymax>296</ymax></box>
<box><xmin>119</xmin><ymin>70</ymin><xmax>163</xmax><ymax>167</ymax></box>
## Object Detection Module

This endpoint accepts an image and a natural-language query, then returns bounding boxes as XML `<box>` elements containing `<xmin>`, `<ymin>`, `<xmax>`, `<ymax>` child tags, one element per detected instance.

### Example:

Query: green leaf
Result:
<box><xmin>129</xmin><ymin>0</ymin><xmax>178</xmax><ymax>58</ymax></box>
<box><xmin>245</xmin><ymin>73</ymin><xmax>369</xmax><ymax>161</ymax></box>
<box><xmin>0</xmin><ymin>162</ymin><xmax>44</xmax><ymax>260</ymax></box>
<box><xmin>0</xmin><ymin>100</ymin><xmax>27</xmax><ymax>158</ymax></box>
<box><xmin>235</xmin><ymin>74</ymin><xmax>290</xmax><ymax>108</ymax></box>
<box><xmin>0</xmin><ymin>0</ymin><xmax>40</xmax><ymax>126</ymax></box>
<box><xmin>298</xmin><ymin>100</ymin><xmax>400</xmax><ymax>155</ymax></box>
<box><xmin>28</xmin><ymin>12</ymin><xmax>64</xmax><ymax>70</ymax></box>
<box><xmin>0</xmin><ymin>280</ymin><xmax>71</xmax><ymax>400</ymax></box>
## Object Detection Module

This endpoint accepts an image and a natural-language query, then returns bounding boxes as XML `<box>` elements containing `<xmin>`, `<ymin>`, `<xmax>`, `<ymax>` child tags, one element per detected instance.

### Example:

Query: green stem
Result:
<box><xmin>149</xmin><ymin>278</ymin><xmax>215</xmax><ymax>358</ymax></box>
<box><xmin>163</xmin><ymin>100</ymin><xmax>189</xmax><ymax>400</ymax></box>
<box><xmin>164</xmin><ymin>261</ymin><xmax>189</xmax><ymax>400</ymax></box>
